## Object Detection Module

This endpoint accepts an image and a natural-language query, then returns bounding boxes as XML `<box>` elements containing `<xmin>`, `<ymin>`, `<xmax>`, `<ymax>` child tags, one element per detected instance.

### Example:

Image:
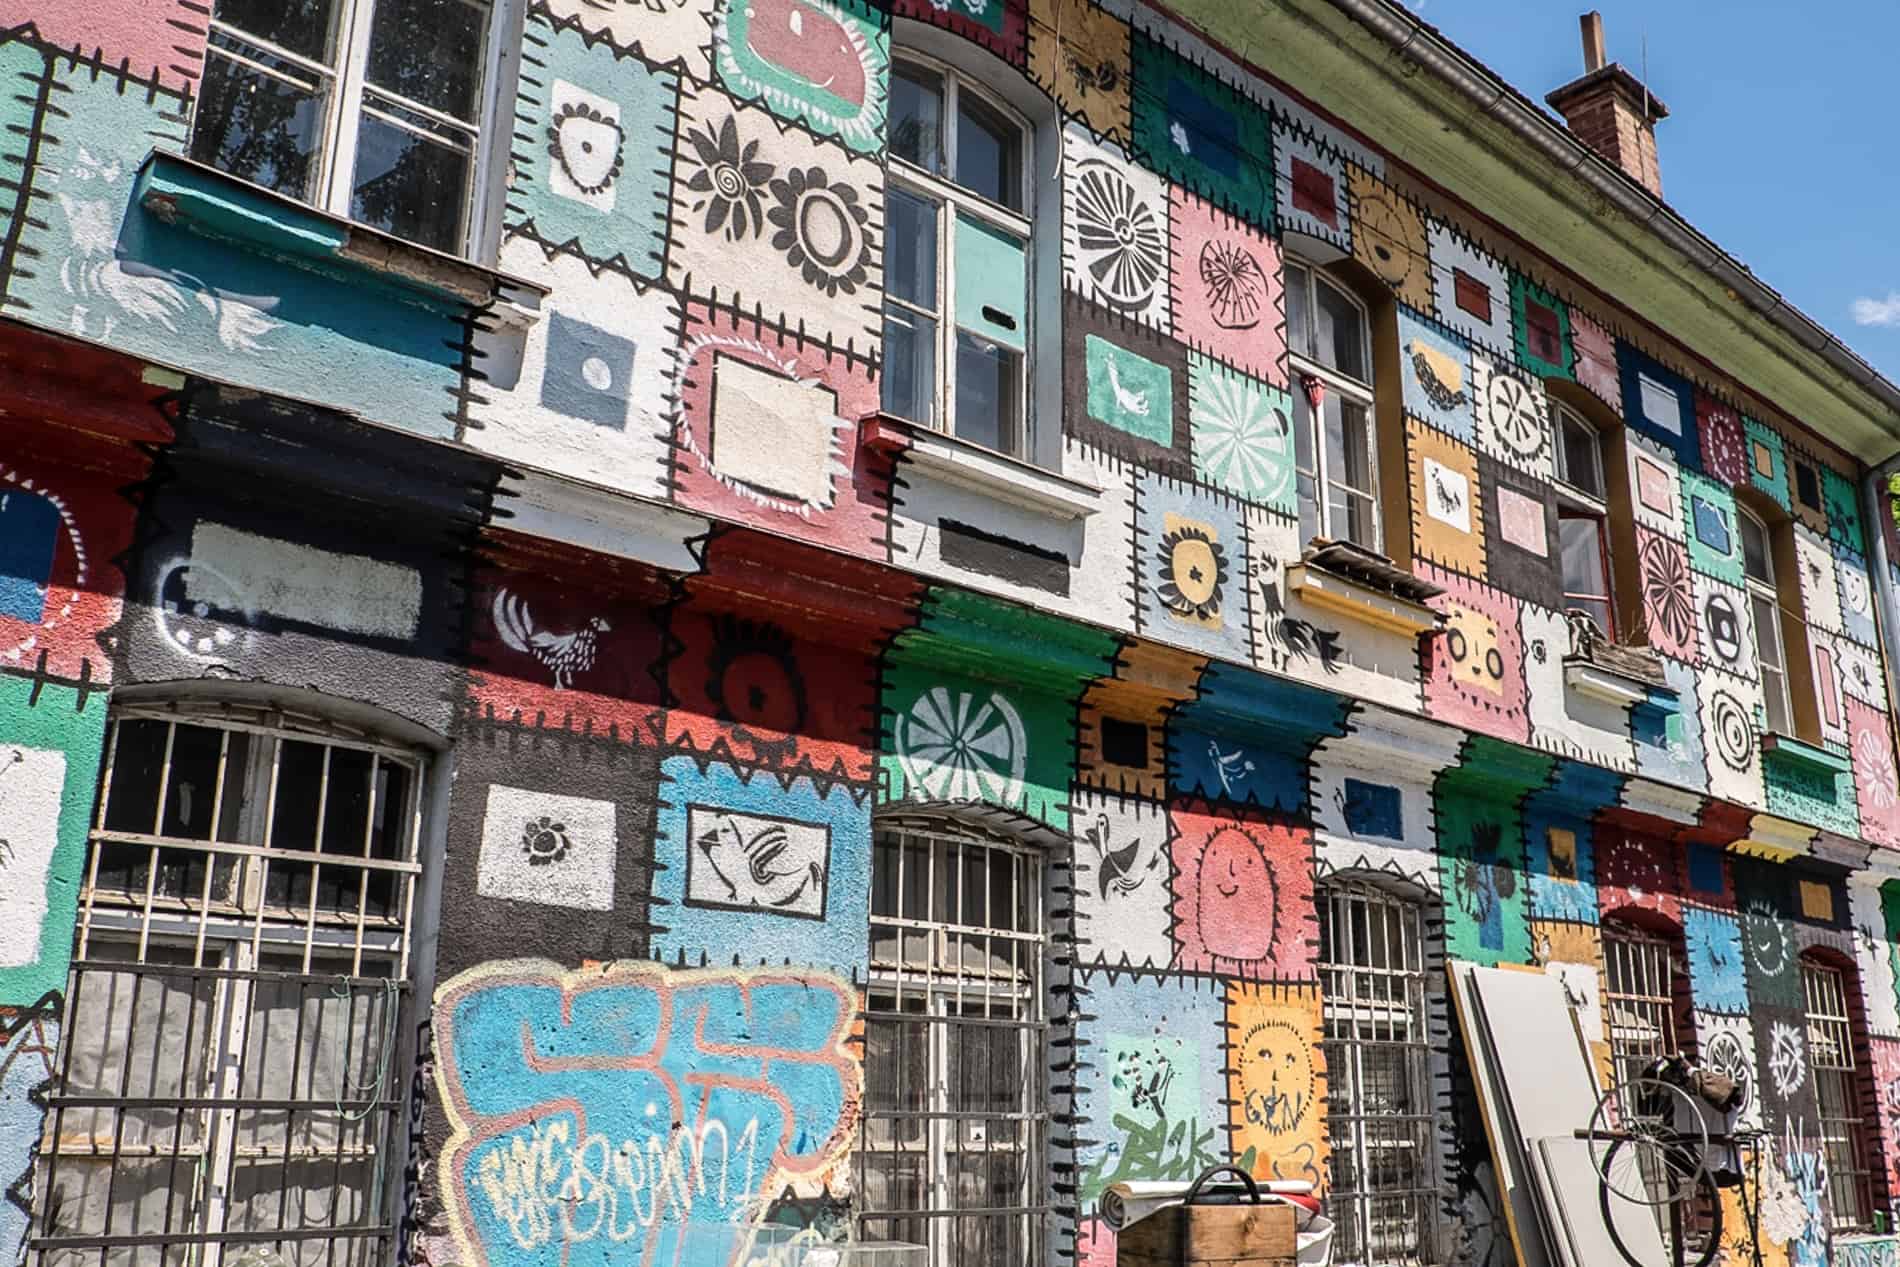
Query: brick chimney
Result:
<box><xmin>1546</xmin><ymin>11</ymin><xmax>1667</xmax><ymax>197</ymax></box>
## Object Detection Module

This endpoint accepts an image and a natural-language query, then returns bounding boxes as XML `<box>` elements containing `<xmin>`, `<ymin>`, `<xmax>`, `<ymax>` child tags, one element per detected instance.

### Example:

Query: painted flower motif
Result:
<box><xmin>683</xmin><ymin>115</ymin><xmax>773</xmax><ymax>240</ymax></box>
<box><xmin>1156</xmin><ymin>524</ymin><xmax>1227</xmax><ymax>621</ymax></box>
<box><xmin>767</xmin><ymin>166</ymin><xmax>872</xmax><ymax>296</ymax></box>
<box><xmin>548</xmin><ymin>102</ymin><xmax>625</xmax><ymax>196</ymax></box>
<box><xmin>520</xmin><ymin>815</ymin><xmax>571</xmax><ymax>866</ymax></box>
<box><xmin>1198</xmin><ymin>239</ymin><xmax>1265</xmax><ymax>329</ymax></box>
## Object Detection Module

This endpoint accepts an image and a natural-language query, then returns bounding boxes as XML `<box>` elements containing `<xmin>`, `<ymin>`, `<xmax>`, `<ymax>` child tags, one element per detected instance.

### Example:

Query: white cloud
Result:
<box><xmin>1852</xmin><ymin>292</ymin><xmax>1900</xmax><ymax>327</ymax></box>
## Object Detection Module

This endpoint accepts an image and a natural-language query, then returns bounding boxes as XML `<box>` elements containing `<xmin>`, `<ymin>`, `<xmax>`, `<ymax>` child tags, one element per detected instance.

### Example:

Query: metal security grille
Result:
<box><xmin>858</xmin><ymin>819</ymin><xmax>1046</xmax><ymax>1267</ymax></box>
<box><xmin>1803</xmin><ymin>960</ymin><xmax>1872</xmax><ymax>1229</ymax></box>
<box><xmin>33</xmin><ymin>700</ymin><xmax>425</xmax><ymax>1267</ymax></box>
<box><xmin>1601</xmin><ymin>926</ymin><xmax>1679</xmax><ymax>1092</ymax></box>
<box><xmin>1317</xmin><ymin>882</ymin><xmax>1438</xmax><ymax>1266</ymax></box>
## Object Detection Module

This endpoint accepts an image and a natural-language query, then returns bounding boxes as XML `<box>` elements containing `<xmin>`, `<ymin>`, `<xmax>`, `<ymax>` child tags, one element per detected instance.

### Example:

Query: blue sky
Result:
<box><xmin>1414</xmin><ymin>1</ymin><xmax>1900</xmax><ymax>381</ymax></box>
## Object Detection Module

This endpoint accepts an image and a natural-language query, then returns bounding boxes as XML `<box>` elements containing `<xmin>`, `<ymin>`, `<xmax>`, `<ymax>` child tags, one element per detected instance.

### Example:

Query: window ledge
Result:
<box><xmin>1287</xmin><ymin>541</ymin><xmax>1443</xmax><ymax>637</ymax></box>
<box><xmin>1563</xmin><ymin>659</ymin><xmax>1659</xmax><ymax>707</ymax></box>
<box><xmin>860</xmin><ymin>413</ymin><xmax>1100</xmax><ymax>520</ymax></box>
<box><xmin>1761</xmin><ymin>731</ymin><xmax>1853</xmax><ymax>778</ymax></box>
<box><xmin>134</xmin><ymin>151</ymin><xmax>550</xmax><ymax>314</ymax></box>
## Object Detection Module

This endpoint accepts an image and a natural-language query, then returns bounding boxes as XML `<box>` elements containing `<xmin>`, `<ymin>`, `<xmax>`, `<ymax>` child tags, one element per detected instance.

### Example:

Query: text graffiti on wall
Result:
<box><xmin>432</xmin><ymin>961</ymin><xmax>861</xmax><ymax>1267</ymax></box>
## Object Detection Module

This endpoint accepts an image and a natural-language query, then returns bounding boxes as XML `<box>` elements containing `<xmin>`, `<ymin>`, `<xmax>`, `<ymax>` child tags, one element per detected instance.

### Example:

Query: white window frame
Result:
<box><xmin>1802</xmin><ymin>957</ymin><xmax>1873</xmax><ymax>1230</ymax></box>
<box><xmin>1286</xmin><ymin>256</ymin><xmax>1381</xmax><ymax>553</ymax></box>
<box><xmin>1739</xmin><ymin>504</ymin><xmax>1795</xmax><ymax>735</ymax></box>
<box><xmin>858</xmin><ymin>817</ymin><xmax>1047</xmax><ymax>1267</ymax></box>
<box><xmin>194</xmin><ymin>0</ymin><xmax>518</xmax><ymax>258</ymax></box>
<box><xmin>1317</xmin><ymin>879</ymin><xmax>1440</xmax><ymax>1267</ymax></box>
<box><xmin>33</xmin><ymin>698</ymin><xmax>429</xmax><ymax>1267</ymax></box>
<box><xmin>883</xmin><ymin>53</ymin><xmax>1036</xmax><ymax>459</ymax></box>
<box><xmin>1551</xmin><ymin>400</ymin><xmax>1618</xmax><ymax>640</ymax></box>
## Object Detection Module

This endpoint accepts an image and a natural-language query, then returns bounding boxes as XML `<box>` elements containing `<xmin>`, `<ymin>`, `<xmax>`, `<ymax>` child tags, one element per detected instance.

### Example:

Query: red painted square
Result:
<box><xmin>1453</xmin><ymin>270</ymin><xmax>1493</xmax><ymax>324</ymax></box>
<box><xmin>1524</xmin><ymin>298</ymin><xmax>1563</xmax><ymax>365</ymax></box>
<box><xmin>1289</xmin><ymin>157</ymin><xmax>1338</xmax><ymax>229</ymax></box>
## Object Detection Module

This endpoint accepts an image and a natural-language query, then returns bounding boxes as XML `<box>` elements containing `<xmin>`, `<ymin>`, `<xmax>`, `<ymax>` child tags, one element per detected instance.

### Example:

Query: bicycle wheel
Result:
<box><xmin>1586</xmin><ymin>1077</ymin><xmax>1711</xmax><ymax>1206</ymax></box>
<box><xmin>1597</xmin><ymin>1141</ymin><xmax>1724</xmax><ymax>1267</ymax></box>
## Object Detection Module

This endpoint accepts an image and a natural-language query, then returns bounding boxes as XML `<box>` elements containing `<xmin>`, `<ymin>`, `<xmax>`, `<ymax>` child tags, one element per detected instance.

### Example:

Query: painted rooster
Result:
<box><xmin>491</xmin><ymin>588</ymin><xmax>610</xmax><ymax>690</ymax></box>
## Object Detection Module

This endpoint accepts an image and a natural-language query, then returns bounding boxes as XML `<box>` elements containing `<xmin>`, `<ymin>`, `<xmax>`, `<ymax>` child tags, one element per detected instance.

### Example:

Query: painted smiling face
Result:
<box><xmin>745</xmin><ymin>0</ymin><xmax>867</xmax><ymax>108</ymax></box>
<box><xmin>1195</xmin><ymin>826</ymin><xmax>1277</xmax><ymax>964</ymax></box>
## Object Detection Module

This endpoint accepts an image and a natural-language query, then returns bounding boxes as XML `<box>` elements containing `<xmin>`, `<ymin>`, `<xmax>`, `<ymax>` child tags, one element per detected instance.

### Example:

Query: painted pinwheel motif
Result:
<box><xmin>768</xmin><ymin>166</ymin><xmax>873</xmax><ymax>296</ymax></box>
<box><xmin>1072</xmin><ymin>158</ymin><xmax>1165</xmax><ymax>312</ymax></box>
<box><xmin>1190</xmin><ymin>365</ymin><xmax>1293</xmax><ymax>505</ymax></box>
<box><xmin>683</xmin><ymin>115</ymin><xmax>774</xmax><ymax>240</ymax></box>
<box><xmin>895</xmin><ymin>686</ymin><xmax>1028</xmax><ymax>805</ymax></box>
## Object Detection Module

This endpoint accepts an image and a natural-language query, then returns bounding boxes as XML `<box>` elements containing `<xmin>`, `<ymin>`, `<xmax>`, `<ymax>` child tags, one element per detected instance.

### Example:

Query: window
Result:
<box><xmin>1740</xmin><ymin>505</ymin><xmax>1794</xmax><ymax>735</ymax></box>
<box><xmin>1318</xmin><ymin>881</ymin><xmax>1438</xmax><ymax>1266</ymax></box>
<box><xmin>1803</xmin><ymin>957</ymin><xmax>1872</xmax><ymax>1229</ymax></box>
<box><xmin>1287</xmin><ymin>258</ymin><xmax>1379</xmax><ymax>550</ymax></box>
<box><xmin>34</xmin><ymin>699</ymin><xmax>427</xmax><ymax>1267</ymax></box>
<box><xmin>1552</xmin><ymin>400</ymin><xmax>1617</xmax><ymax>638</ymax></box>
<box><xmin>859</xmin><ymin>818</ymin><xmax>1046</xmax><ymax>1266</ymax></box>
<box><xmin>190</xmin><ymin>0</ymin><xmax>505</xmax><ymax>255</ymax></box>
<box><xmin>882</xmin><ymin>57</ymin><xmax>1034</xmax><ymax>457</ymax></box>
<box><xmin>1600</xmin><ymin>923</ymin><xmax>1681</xmax><ymax>1094</ymax></box>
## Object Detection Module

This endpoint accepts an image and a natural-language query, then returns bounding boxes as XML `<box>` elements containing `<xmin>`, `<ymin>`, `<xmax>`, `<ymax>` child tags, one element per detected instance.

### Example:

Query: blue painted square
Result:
<box><xmin>1838</xmin><ymin>543</ymin><xmax>1879</xmax><ymax>647</ymax></box>
<box><xmin>1633</xmin><ymin>658</ymin><xmax>1708</xmax><ymax>793</ymax></box>
<box><xmin>1166</xmin><ymin>78</ymin><xmax>1239</xmax><ymax>179</ymax></box>
<box><xmin>0</xmin><ymin>489</ymin><xmax>58</xmax><ymax>623</ymax></box>
<box><xmin>1170</xmin><ymin>726</ymin><xmax>1305</xmax><ymax>814</ymax></box>
<box><xmin>1687</xmin><ymin>843</ymin><xmax>1726</xmax><ymax>895</ymax></box>
<box><xmin>1617</xmin><ymin>343</ymin><xmax>1699</xmax><ymax>469</ymax></box>
<box><xmin>1523</xmin><ymin>805</ymin><xmax>1597</xmax><ymax>924</ymax></box>
<box><xmin>541</xmin><ymin>312</ymin><xmax>636</xmax><ymax>429</ymax></box>
<box><xmin>1341</xmin><ymin>778</ymin><xmax>1404</xmax><ymax>840</ymax></box>
<box><xmin>1397</xmin><ymin>307</ymin><xmax>1474</xmax><ymax>440</ymax></box>
<box><xmin>1684</xmin><ymin>906</ymin><xmax>1749</xmax><ymax>1014</ymax></box>
<box><xmin>1691</xmin><ymin>496</ymin><xmax>1731</xmax><ymax>555</ymax></box>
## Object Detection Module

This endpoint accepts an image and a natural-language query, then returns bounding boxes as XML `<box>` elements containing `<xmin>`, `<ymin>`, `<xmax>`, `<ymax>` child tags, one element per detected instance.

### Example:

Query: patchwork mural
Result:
<box><xmin>2</xmin><ymin>1</ymin><xmax>1900</xmax><ymax>1266</ymax></box>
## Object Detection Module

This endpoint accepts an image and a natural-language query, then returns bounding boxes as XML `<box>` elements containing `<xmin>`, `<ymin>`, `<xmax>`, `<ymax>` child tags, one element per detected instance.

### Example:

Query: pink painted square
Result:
<box><xmin>1697</xmin><ymin>395</ymin><xmax>1747</xmax><ymax>487</ymax></box>
<box><xmin>1496</xmin><ymin>487</ymin><xmax>1547</xmax><ymax>557</ymax></box>
<box><xmin>1169</xmin><ymin>188</ymin><xmax>1286</xmax><ymax>385</ymax></box>
<box><xmin>1077</xmin><ymin>1219</ymin><xmax>1117</xmax><ymax>1267</ymax></box>
<box><xmin>1867</xmin><ymin>1038</ymin><xmax>1900</xmax><ymax>1196</ymax></box>
<box><xmin>1635</xmin><ymin>454</ymin><xmax>1677</xmax><ymax>516</ymax></box>
<box><xmin>1570</xmin><ymin>310</ymin><xmax>1622</xmax><ymax>412</ymax></box>
<box><xmin>1849</xmin><ymin>696</ymin><xmax>1900</xmax><ymax>847</ymax></box>
<box><xmin>1421</xmin><ymin>564</ymin><xmax>1530</xmax><ymax>744</ymax></box>
<box><xmin>1168</xmin><ymin>800</ymin><xmax>1316</xmax><ymax>981</ymax></box>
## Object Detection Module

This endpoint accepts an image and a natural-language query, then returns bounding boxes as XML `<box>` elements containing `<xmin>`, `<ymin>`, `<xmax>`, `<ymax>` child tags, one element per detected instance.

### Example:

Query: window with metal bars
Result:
<box><xmin>1600</xmin><ymin>923</ymin><xmax>1682</xmax><ymax>1093</ymax></box>
<box><xmin>1802</xmin><ymin>957</ymin><xmax>1873</xmax><ymax>1229</ymax></box>
<box><xmin>32</xmin><ymin>698</ymin><xmax>428</xmax><ymax>1267</ymax></box>
<box><xmin>1316</xmin><ymin>880</ymin><xmax>1439</xmax><ymax>1267</ymax></box>
<box><xmin>857</xmin><ymin>818</ymin><xmax>1047</xmax><ymax>1267</ymax></box>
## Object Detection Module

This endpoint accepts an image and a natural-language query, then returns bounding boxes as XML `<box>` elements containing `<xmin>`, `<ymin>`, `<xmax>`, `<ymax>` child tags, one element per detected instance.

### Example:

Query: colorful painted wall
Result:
<box><xmin>4</xmin><ymin>2</ymin><xmax>1900</xmax><ymax>1266</ymax></box>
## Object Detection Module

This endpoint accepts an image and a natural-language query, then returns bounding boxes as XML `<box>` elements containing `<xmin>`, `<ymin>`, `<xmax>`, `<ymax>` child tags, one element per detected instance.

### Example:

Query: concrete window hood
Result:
<box><xmin>133</xmin><ymin>151</ymin><xmax>549</xmax><ymax>318</ymax></box>
<box><xmin>1286</xmin><ymin>540</ymin><xmax>1444</xmax><ymax>637</ymax></box>
<box><xmin>859</xmin><ymin>411</ymin><xmax>1102</xmax><ymax>520</ymax></box>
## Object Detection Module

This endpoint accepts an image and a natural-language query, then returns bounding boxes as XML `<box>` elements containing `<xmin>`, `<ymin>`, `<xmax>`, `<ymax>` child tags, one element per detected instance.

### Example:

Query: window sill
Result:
<box><xmin>134</xmin><ymin>151</ymin><xmax>550</xmax><ymax>314</ymax></box>
<box><xmin>860</xmin><ymin>412</ymin><xmax>1099</xmax><ymax>520</ymax></box>
<box><xmin>1563</xmin><ymin>659</ymin><xmax>1660</xmax><ymax>707</ymax></box>
<box><xmin>1760</xmin><ymin>731</ymin><xmax>1853</xmax><ymax>778</ymax></box>
<box><xmin>1286</xmin><ymin>541</ymin><xmax>1443</xmax><ymax>637</ymax></box>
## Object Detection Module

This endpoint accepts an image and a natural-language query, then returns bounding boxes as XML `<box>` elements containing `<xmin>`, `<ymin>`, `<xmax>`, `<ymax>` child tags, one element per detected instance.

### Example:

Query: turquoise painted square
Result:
<box><xmin>1742</xmin><ymin>416</ymin><xmax>1791</xmax><ymax>511</ymax></box>
<box><xmin>519</xmin><ymin>23</ymin><xmax>677</xmax><ymax>279</ymax></box>
<box><xmin>1764</xmin><ymin>758</ymin><xmax>1858</xmax><ymax>838</ymax></box>
<box><xmin>713</xmin><ymin>0</ymin><xmax>889</xmax><ymax>153</ymax></box>
<box><xmin>1130</xmin><ymin>34</ymin><xmax>1272</xmax><ymax>227</ymax></box>
<box><xmin>1823</xmin><ymin>466</ymin><xmax>1866</xmax><ymax>553</ymax></box>
<box><xmin>1510</xmin><ymin>273</ymin><xmax>1573</xmax><ymax>381</ymax></box>
<box><xmin>1188</xmin><ymin>355</ymin><xmax>1295</xmax><ymax>512</ymax></box>
<box><xmin>1397</xmin><ymin>306</ymin><xmax>1474</xmax><ymax>440</ymax></box>
<box><xmin>1087</xmin><ymin>335</ymin><xmax>1173</xmax><ymax>445</ymax></box>
<box><xmin>1681</xmin><ymin>469</ymin><xmax>1743</xmax><ymax>586</ymax></box>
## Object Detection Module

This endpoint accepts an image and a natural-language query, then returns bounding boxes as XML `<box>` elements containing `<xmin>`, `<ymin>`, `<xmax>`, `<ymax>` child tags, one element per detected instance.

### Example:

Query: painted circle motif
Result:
<box><xmin>767</xmin><ymin>167</ymin><xmax>871</xmax><ymax>296</ymax></box>
<box><xmin>1743</xmin><ymin>899</ymin><xmax>1792</xmax><ymax>979</ymax></box>
<box><xmin>1355</xmin><ymin>188</ymin><xmax>1416</xmax><ymax>290</ymax></box>
<box><xmin>1195</xmin><ymin>826</ymin><xmax>1278</xmax><ymax>963</ymax></box>
<box><xmin>1639</xmin><ymin>535</ymin><xmax>1695</xmax><ymax>649</ymax></box>
<box><xmin>520</xmin><ymin>815</ymin><xmax>572</xmax><ymax>866</ymax></box>
<box><xmin>1237</xmin><ymin>1017</ymin><xmax>1315</xmax><ymax>1136</ymax></box>
<box><xmin>1702</xmin><ymin>591</ymin><xmax>1743</xmax><ymax>667</ymax></box>
<box><xmin>1485</xmin><ymin>372</ymin><xmax>1543</xmax><ymax>458</ymax></box>
<box><xmin>156</xmin><ymin>560</ymin><xmax>251</xmax><ymax>661</ymax></box>
<box><xmin>1857</xmin><ymin>725</ymin><xmax>1898</xmax><ymax>809</ymax></box>
<box><xmin>1198</xmin><ymin>240</ymin><xmax>1265</xmax><ymax>329</ymax></box>
<box><xmin>1710</xmin><ymin>689</ymin><xmax>1755</xmax><ymax>770</ymax></box>
<box><xmin>1073</xmin><ymin>159</ymin><xmax>1164</xmax><ymax>312</ymax></box>
<box><xmin>895</xmin><ymin>685</ymin><xmax>1027</xmax><ymax>805</ymax></box>
<box><xmin>1156</xmin><ymin>526</ymin><xmax>1226</xmax><ymax>621</ymax></box>
<box><xmin>1703</xmin><ymin>1030</ymin><xmax>1753</xmax><ymax>1116</ymax></box>
<box><xmin>548</xmin><ymin>103</ymin><xmax>625</xmax><ymax>195</ymax></box>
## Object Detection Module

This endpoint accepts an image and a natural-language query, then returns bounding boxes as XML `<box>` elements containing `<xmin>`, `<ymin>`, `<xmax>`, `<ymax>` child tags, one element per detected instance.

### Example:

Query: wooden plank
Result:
<box><xmin>1117</xmin><ymin>1201</ymin><xmax>1298</xmax><ymax>1265</ymax></box>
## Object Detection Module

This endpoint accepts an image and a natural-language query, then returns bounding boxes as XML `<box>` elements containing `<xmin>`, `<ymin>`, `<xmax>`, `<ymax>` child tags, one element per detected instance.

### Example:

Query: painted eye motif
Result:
<box><xmin>548</xmin><ymin>103</ymin><xmax>625</xmax><ymax>195</ymax></box>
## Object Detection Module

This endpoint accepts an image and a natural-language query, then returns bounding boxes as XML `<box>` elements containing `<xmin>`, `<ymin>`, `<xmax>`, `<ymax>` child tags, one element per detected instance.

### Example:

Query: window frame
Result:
<box><xmin>1738</xmin><ymin>503</ymin><xmax>1795</xmax><ymax>736</ymax></box>
<box><xmin>1286</xmin><ymin>255</ymin><xmax>1381</xmax><ymax>553</ymax></box>
<box><xmin>193</xmin><ymin>0</ymin><xmax>519</xmax><ymax>259</ymax></box>
<box><xmin>857</xmin><ymin>816</ymin><xmax>1049</xmax><ymax>1267</ymax></box>
<box><xmin>1801</xmin><ymin>955</ymin><xmax>1874</xmax><ymax>1230</ymax></box>
<box><xmin>33</xmin><ymin>697</ymin><xmax>431</xmax><ymax>1267</ymax></box>
<box><xmin>882</xmin><ymin>51</ymin><xmax>1037</xmax><ymax>460</ymax></box>
<box><xmin>1316</xmin><ymin>878</ymin><xmax>1441</xmax><ymax>1267</ymax></box>
<box><xmin>1551</xmin><ymin>400</ymin><xmax>1618</xmax><ymax>640</ymax></box>
<box><xmin>1599</xmin><ymin>921</ymin><xmax>1683</xmax><ymax>1093</ymax></box>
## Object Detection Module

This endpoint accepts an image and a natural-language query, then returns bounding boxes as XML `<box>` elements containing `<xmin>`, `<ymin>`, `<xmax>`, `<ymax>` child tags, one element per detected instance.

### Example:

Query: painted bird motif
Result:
<box><xmin>1106</xmin><ymin>358</ymin><xmax>1151</xmax><ymax>417</ymax></box>
<box><xmin>491</xmin><ymin>588</ymin><xmax>610</xmax><ymax>690</ymax></box>
<box><xmin>1256</xmin><ymin>578</ymin><xmax>1343</xmax><ymax>673</ymax></box>
<box><xmin>696</xmin><ymin>814</ymin><xmax>823</xmax><ymax>909</ymax></box>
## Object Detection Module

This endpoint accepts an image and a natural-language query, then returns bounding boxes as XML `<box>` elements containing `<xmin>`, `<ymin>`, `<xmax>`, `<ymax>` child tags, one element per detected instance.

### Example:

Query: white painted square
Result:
<box><xmin>709</xmin><ymin>355</ymin><xmax>840</xmax><ymax>509</ymax></box>
<box><xmin>547</xmin><ymin>79</ymin><xmax>621</xmax><ymax>212</ymax></box>
<box><xmin>1427</xmin><ymin>221</ymin><xmax>1512</xmax><ymax>352</ymax></box>
<box><xmin>1544</xmin><ymin>959</ymin><xmax>1603</xmax><ymax>1044</ymax></box>
<box><xmin>1637</xmin><ymin>374</ymin><xmax>1681</xmax><ymax>436</ymax></box>
<box><xmin>1794</xmin><ymin>525</ymin><xmax>1842</xmax><ymax>636</ymax></box>
<box><xmin>685</xmin><ymin>806</ymin><xmax>830</xmax><ymax>917</ymax></box>
<box><xmin>476</xmin><ymin>784</ymin><xmax>618</xmax><ymax>911</ymax></box>
<box><xmin>1626</xmin><ymin>434</ymin><xmax>1682</xmax><ymax>537</ymax></box>
<box><xmin>190</xmin><ymin>522</ymin><xmax>421</xmax><ymax>640</ymax></box>
<box><xmin>1071</xmin><ymin>789</ymin><xmax>1174</xmax><ymax>969</ymax></box>
<box><xmin>1422</xmin><ymin>457</ymin><xmax>1471</xmax><ymax>532</ymax></box>
<box><xmin>0</xmin><ymin>746</ymin><xmax>67</xmax><ymax>968</ymax></box>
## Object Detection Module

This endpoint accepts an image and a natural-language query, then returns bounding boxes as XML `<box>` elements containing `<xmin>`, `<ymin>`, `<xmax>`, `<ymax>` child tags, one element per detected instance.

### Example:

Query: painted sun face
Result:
<box><xmin>1239</xmin><ymin>1018</ymin><xmax>1313</xmax><ymax>1135</ymax></box>
<box><xmin>1195</xmin><ymin>826</ymin><xmax>1276</xmax><ymax>963</ymax></box>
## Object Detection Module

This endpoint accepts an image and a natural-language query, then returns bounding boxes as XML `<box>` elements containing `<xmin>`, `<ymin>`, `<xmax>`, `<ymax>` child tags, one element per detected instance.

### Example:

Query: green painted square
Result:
<box><xmin>1130</xmin><ymin>33</ymin><xmax>1273</xmax><ymax>227</ymax></box>
<box><xmin>1087</xmin><ymin>335</ymin><xmax>1173</xmax><ymax>446</ymax></box>
<box><xmin>879</xmin><ymin>663</ymin><xmax>1076</xmax><ymax>830</ymax></box>
<box><xmin>1188</xmin><ymin>354</ymin><xmax>1295</xmax><ymax>512</ymax></box>
<box><xmin>1742</xmin><ymin>416</ymin><xmax>1791</xmax><ymax>511</ymax></box>
<box><xmin>1681</xmin><ymin>468</ymin><xmax>1743</xmax><ymax>587</ymax></box>
<box><xmin>1823</xmin><ymin>466</ymin><xmax>1866</xmax><ymax>554</ymax></box>
<box><xmin>1763</xmin><ymin>759</ymin><xmax>1859</xmax><ymax>837</ymax></box>
<box><xmin>1510</xmin><ymin>273</ymin><xmax>1573</xmax><ymax>381</ymax></box>
<box><xmin>1436</xmin><ymin>796</ymin><xmax>1531</xmax><ymax>968</ymax></box>
<box><xmin>956</xmin><ymin>214</ymin><xmax>1027</xmax><ymax>353</ymax></box>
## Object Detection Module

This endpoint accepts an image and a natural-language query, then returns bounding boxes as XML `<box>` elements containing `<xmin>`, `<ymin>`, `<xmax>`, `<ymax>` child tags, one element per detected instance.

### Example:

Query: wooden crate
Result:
<box><xmin>1116</xmin><ymin>1200</ymin><xmax>1297</xmax><ymax>1267</ymax></box>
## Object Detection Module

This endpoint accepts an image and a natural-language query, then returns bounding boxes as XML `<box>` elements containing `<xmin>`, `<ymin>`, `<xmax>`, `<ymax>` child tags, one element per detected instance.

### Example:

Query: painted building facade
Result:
<box><xmin>2</xmin><ymin>1</ymin><xmax>1900</xmax><ymax>1266</ymax></box>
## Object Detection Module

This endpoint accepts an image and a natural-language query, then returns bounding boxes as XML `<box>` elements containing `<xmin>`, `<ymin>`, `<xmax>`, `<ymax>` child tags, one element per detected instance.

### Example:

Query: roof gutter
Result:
<box><xmin>1329</xmin><ymin>0</ymin><xmax>1900</xmax><ymax>446</ymax></box>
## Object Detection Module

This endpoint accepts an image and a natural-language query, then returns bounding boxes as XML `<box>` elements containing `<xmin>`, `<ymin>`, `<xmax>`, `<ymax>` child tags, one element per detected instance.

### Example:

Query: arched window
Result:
<box><xmin>37</xmin><ymin>694</ymin><xmax>432</xmax><ymax>1267</ymax></box>
<box><xmin>1599</xmin><ymin>918</ymin><xmax>1688</xmax><ymax>1091</ymax></box>
<box><xmin>1316</xmin><ymin>876</ymin><xmax>1438</xmax><ymax>1265</ymax></box>
<box><xmin>1551</xmin><ymin>397</ymin><xmax>1617</xmax><ymax>639</ymax></box>
<box><xmin>1287</xmin><ymin>253</ymin><xmax>1380</xmax><ymax>551</ymax></box>
<box><xmin>858</xmin><ymin>815</ymin><xmax>1048</xmax><ymax>1265</ymax></box>
<box><xmin>1802</xmin><ymin>952</ymin><xmax>1874</xmax><ymax>1228</ymax></box>
<box><xmin>1739</xmin><ymin>503</ymin><xmax>1795</xmax><ymax>736</ymax></box>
